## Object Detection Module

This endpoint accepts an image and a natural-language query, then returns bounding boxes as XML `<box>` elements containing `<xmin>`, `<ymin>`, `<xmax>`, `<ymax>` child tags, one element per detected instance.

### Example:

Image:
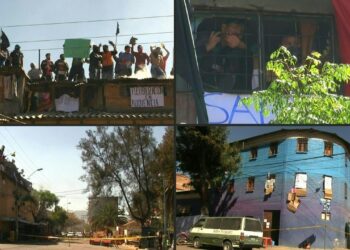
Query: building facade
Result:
<box><xmin>215</xmin><ymin>129</ymin><xmax>350</xmax><ymax>248</ymax></box>
<box><xmin>0</xmin><ymin>157</ymin><xmax>37</xmax><ymax>241</ymax></box>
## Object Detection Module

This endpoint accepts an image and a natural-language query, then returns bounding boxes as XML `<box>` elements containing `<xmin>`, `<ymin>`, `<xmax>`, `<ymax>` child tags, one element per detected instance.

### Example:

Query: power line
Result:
<box><xmin>13</xmin><ymin>31</ymin><xmax>173</xmax><ymax>44</ymax></box>
<box><xmin>2</xmin><ymin>15</ymin><xmax>174</xmax><ymax>28</ymax></box>
<box><xmin>3</xmin><ymin>128</ymin><xmax>53</xmax><ymax>187</ymax></box>
<box><xmin>21</xmin><ymin>40</ymin><xmax>174</xmax><ymax>52</ymax></box>
<box><xmin>54</xmin><ymin>188</ymin><xmax>86</xmax><ymax>194</ymax></box>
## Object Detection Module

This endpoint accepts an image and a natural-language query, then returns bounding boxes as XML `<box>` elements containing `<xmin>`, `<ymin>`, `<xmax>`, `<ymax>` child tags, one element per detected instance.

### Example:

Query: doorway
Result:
<box><xmin>263</xmin><ymin>210</ymin><xmax>280</xmax><ymax>245</ymax></box>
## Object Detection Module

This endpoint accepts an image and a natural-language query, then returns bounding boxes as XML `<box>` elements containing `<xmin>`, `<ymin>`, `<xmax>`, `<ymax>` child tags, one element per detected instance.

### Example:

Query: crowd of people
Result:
<box><xmin>0</xmin><ymin>36</ymin><xmax>172</xmax><ymax>82</ymax></box>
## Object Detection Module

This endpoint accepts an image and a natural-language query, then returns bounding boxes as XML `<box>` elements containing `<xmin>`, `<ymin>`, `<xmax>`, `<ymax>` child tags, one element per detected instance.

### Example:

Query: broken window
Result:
<box><xmin>246</xmin><ymin>177</ymin><xmax>255</xmax><ymax>192</ymax></box>
<box><xmin>250</xmin><ymin>147</ymin><xmax>258</xmax><ymax>160</ymax></box>
<box><xmin>269</xmin><ymin>142</ymin><xmax>278</xmax><ymax>157</ymax></box>
<box><xmin>324</xmin><ymin>142</ymin><xmax>333</xmax><ymax>156</ymax></box>
<box><xmin>287</xmin><ymin>191</ymin><xmax>300</xmax><ymax>213</ymax></box>
<box><xmin>295</xmin><ymin>172</ymin><xmax>307</xmax><ymax>196</ymax></box>
<box><xmin>264</xmin><ymin>174</ymin><xmax>276</xmax><ymax>195</ymax></box>
<box><xmin>297</xmin><ymin>138</ymin><xmax>308</xmax><ymax>153</ymax></box>
<box><xmin>324</xmin><ymin>175</ymin><xmax>332</xmax><ymax>200</ymax></box>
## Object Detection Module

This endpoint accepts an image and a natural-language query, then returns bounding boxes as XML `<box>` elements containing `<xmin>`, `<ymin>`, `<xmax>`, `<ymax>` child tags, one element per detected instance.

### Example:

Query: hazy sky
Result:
<box><xmin>0</xmin><ymin>126</ymin><xmax>167</xmax><ymax>211</ymax></box>
<box><xmin>0</xmin><ymin>0</ymin><xmax>174</xmax><ymax>76</ymax></box>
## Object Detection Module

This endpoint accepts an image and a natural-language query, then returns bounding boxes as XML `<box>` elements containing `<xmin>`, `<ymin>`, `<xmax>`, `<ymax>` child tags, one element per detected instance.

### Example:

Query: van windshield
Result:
<box><xmin>244</xmin><ymin>219</ymin><xmax>262</xmax><ymax>232</ymax></box>
<box><xmin>221</xmin><ymin>218</ymin><xmax>241</xmax><ymax>230</ymax></box>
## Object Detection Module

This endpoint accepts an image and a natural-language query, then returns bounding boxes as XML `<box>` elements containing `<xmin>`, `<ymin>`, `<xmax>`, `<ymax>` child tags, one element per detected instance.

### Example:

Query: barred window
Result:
<box><xmin>324</xmin><ymin>142</ymin><xmax>333</xmax><ymax>156</ymax></box>
<box><xmin>191</xmin><ymin>12</ymin><xmax>335</xmax><ymax>94</ymax></box>
<box><xmin>297</xmin><ymin>138</ymin><xmax>308</xmax><ymax>152</ymax></box>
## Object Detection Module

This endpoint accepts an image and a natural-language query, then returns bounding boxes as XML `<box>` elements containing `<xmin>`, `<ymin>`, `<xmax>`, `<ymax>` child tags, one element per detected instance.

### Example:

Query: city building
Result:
<box><xmin>0</xmin><ymin>68</ymin><xmax>173</xmax><ymax>125</ymax></box>
<box><xmin>0</xmin><ymin>152</ymin><xmax>38</xmax><ymax>241</ymax></box>
<box><xmin>215</xmin><ymin>129</ymin><xmax>350</xmax><ymax>248</ymax></box>
<box><xmin>176</xmin><ymin>129</ymin><xmax>350</xmax><ymax>248</ymax></box>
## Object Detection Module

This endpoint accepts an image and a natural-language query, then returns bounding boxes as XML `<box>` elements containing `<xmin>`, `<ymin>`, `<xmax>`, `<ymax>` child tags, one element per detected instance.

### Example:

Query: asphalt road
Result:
<box><xmin>0</xmin><ymin>242</ymin><xmax>138</xmax><ymax>250</ymax></box>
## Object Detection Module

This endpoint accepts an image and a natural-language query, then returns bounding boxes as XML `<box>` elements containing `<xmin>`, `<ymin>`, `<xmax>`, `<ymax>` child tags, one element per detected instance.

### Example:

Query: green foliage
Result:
<box><xmin>49</xmin><ymin>206</ymin><xmax>68</xmax><ymax>233</ymax></box>
<box><xmin>176</xmin><ymin>127</ymin><xmax>241</xmax><ymax>215</ymax></box>
<box><xmin>31</xmin><ymin>189</ymin><xmax>59</xmax><ymax>223</ymax></box>
<box><xmin>78</xmin><ymin>126</ymin><xmax>172</xmax><ymax>227</ymax></box>
<box><xmin>243</xmin><ymin>46</ymin><xmax>350</xmax><ymax>124</ymax></box>
<box><xmin>150</xmin><ymin>127</ymin><xmax>174</xmax><ymax>230</ymax></box>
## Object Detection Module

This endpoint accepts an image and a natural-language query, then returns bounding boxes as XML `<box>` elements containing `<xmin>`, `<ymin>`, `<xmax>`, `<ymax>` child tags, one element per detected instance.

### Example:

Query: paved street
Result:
<box><xmin>176</xmin><ymin>243</ymin><xmax>350</xmax><ymax>250</ymax></box>
<box><xmin>0</xmin><ymin>242</ymin><xmax>139</xmax><ymax>250</ymax></box>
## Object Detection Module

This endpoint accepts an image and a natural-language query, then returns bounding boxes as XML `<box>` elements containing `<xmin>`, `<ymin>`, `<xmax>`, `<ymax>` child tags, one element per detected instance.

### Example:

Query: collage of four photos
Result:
<box><xmin>1</xmin><ymin>0</ymin><xmax>350</xmax><ymax>249</ymax></box>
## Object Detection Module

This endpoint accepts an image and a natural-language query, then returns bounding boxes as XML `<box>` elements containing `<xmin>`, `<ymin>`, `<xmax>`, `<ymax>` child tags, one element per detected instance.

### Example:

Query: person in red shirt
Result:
<box><xmin>41</xmin><ymin>53</ymin><xmax>54</xmax><ymax>82</ymax></box>
<box><xmin>131</xmin><ymin>43</ymin><xmax>149</xmax><ymax>74</ymax></box>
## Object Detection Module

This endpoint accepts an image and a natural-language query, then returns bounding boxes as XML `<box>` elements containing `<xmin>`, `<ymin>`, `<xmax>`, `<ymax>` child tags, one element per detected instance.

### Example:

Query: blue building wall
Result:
<box><xmin>215</xmin><ymin>136</ymin><xmax>350</xmax><ymax>248</ymax></box>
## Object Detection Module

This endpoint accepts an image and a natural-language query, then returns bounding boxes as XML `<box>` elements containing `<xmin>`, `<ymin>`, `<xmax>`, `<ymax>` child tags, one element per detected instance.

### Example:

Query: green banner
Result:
<box><xmin>63</xmin><ymin>39</ymin><xmax>91</xmax><ymax>58</ymax></box>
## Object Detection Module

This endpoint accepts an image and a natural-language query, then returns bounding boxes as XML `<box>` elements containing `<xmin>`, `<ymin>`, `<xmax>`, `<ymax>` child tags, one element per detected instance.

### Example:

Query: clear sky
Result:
<box><xmin>0</xmin><ymin>126</ymin><xmax>168</xmax><ymax>211</ymax></box>
<box><xmin>0</xmin><ymin>0</ymin><xmax>174</xmax><ymax>77</ymax></box>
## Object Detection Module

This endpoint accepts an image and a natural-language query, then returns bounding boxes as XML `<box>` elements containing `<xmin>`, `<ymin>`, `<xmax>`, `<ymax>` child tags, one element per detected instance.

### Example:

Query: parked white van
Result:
<box><xmin>189</xmin><ymin>216</ymin><xmax>263</xmax><ymax>250</ymax></box>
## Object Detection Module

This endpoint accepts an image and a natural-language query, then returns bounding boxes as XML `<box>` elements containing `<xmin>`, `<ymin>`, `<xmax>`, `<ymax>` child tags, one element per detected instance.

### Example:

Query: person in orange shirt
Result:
<box><xmin>101</xmin><ymin>41</ymin><xmax>117</xmax><ymax>80</ymax></box>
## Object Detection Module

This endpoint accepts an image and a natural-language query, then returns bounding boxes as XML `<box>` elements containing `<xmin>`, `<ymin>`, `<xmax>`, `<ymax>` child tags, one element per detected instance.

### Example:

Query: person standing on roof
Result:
<box><xmin>101</xmin><ymin>41</ymin><xmax>117</xmax><ymax>80</ymax></box>
<box><xmin>130</xmin><ymin>37</ymin><xmax>149</xmax><ymax>75</ymax></box>
<box><xmin>117</xmin><ymin>45</ymin><xmax>135</xmax><ymax>77</ymax></box>
<box><xmin>27</xmin><ymin>63</ymin><xmax>42</xmax><ymax>82</ymax></box>
<box><xmin>41</xmin><ymin>53</ymin><xmax>54</xmax><ymax>82</ymax></box>
<box><xmin>68</xmin><ymin>58</ymin><xmax>85</xmax><ymax>82</ymax></box>
<box><xmin>150</xmin><ymin>43</ymin><xmax>169</xmax><ymax>79</ymax></box>
<box><xmin>54</xmin><ymin>54</ymin><xmax>69</xmax><ymax>81</ymax></box>
<box><xmin>89</xmin><ymin>44</ymin><xmax>102</xmax><ymax>80</ymax></box>
<box><xmin>10</xmin><ymin>44</ymin><xmax>24</xmax><ymax>69</ymax></box>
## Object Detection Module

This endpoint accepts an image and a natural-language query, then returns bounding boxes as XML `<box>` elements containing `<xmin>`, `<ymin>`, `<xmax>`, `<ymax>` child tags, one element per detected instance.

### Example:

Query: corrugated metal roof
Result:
<box><xmin>13</xmin><ymin>111</ymin><xmax>173</xmax><ymax>120</ymax></box>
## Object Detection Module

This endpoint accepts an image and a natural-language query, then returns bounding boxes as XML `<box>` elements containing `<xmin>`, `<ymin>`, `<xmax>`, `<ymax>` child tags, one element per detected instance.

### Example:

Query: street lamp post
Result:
<box><xmin>27</xmin><ymin>168</ymin><xmax>43</xmax><ymax>179</ymax></box>
<box><xmin>14</xmin><ymin>168</ymin><xmax>43</xmax><ymax>241</ymax></box>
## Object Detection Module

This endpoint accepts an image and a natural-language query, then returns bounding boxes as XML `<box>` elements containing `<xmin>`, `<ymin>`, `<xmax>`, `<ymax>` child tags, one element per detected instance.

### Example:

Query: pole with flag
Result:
<box><xmin>115</xmin><ymin>22</ymin><xmax>120</xmax><ymax>47</ymax></box>
<box><xmin>0</xmin><ymin>29</ymin><xmax>10</xmax><ymax>49</ymax></box>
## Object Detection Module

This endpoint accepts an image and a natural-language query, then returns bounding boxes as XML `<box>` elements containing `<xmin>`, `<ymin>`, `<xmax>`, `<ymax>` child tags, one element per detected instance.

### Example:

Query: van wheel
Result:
<box><xmin>223</xmin><ymin>240</ymin><xmax>232</xmax><ymax>250</ymax></box>
<box><xmin>193</xmin><ymin>237</ymin><xmax>201</xmax><ymax>248</ymax></box>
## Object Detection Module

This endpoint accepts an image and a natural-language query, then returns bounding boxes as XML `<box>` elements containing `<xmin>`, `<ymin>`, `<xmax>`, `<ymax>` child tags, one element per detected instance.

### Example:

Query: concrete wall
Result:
<box><xmin>0</xmin><ymin>171</ymin><xmax>35</xmax><ymax>223</ymax></box>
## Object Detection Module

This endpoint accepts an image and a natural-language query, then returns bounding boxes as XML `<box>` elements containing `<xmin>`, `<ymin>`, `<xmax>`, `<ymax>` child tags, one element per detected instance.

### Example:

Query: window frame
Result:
<box><xmin>250</xmin><ymin>147</ymin><xmax>258</xmax><ymax>160</ymax></box>
<box><xmin>296</xmin><ymin>138</ymin><xmax>308</xmax><ymax>153</ymax></box>
<box><xmin>324</xmin><ymin>141</ymin><xmax>333</xmax><ymax>157</ymax></box>
<box><xmin>246</xmin><ymin>176</ymin><xmax>255</xmax><ymax>193</ymax></box>
<box><xmin>190</xmin><ymin>10</ymin><xmax>337</xmax><ymax>94</ymax></box>
<box><xmin>269</xmin><ymin>142</ymin><xmax>278</xmax><ymax>157</ymax></box>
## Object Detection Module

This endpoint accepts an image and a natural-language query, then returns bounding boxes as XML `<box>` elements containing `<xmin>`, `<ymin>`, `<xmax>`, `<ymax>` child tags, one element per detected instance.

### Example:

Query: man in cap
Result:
<box><xmin>10</xmin><ymin>44</ymin><xmax>24</xmax><ymax>68</ymax></box>
<box><xmin>132</xmin><ymin>42</ymin><xmax>149</xmax><ymax>75</ymax></box>
<box><xmin>89</xmin><ymin>44</ymin><xmax>102</xmax><ymax>80</ymax></box>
